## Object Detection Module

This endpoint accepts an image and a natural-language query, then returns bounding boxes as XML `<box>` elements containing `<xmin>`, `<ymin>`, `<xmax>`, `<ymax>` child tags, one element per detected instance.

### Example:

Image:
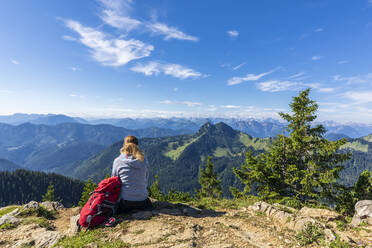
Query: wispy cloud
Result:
<box><xmin>62</xmin><ymin>35</ymin><xmax>77</xmax><ymax>41</ymax></box>
<box><xmin>131</xmin><ymin>61</ymin><xmax>205</xmax><ymax>79</ymax></box>
<box><xmin>98</xmin><ymin>0</ymin><xmax>141</xmax><ymax>32</ymax></box>
<box><xmin>288</xmin><ymin>72</ymin><xmax>306</xmax><ymax>80</ymax></box>
<box><xmin>146</xmin><ymin>22</ymin><xmax>198</xmax><ymax>41</ymax></box>
<box><xmin>232</xmin><ymin>62</ymin><xmax>246</xmax><ymax>71</ymax></box>
<box><xmin>338</xmin><ymin>60</ymin><xmax>348</xmax><ymax>64</ymax></box>
<box><xmin>369</xmin><ymin>0</ymin><xmax>372</xmax><ymax>6</ymax></box>
<box><xmin>70</xmin><ymin>67</ymin><xmax>80</xmax><ymax>71</ymax></box>
<box><xmin>221</xmin><ymin>105</ymin><xmax>241</xmax><ymax>109</ymax></box>
<box><xmin>257</xmin><ymin>80</ymin><xmax>299</xmax><ymax>92</ymax></box>
<box><xmin>160</xmin><ymin>100</ymin><xmax>202</xmax><ymax>107</ymax></box>
<box><xmin>334</xmin><ymin>73</ymin><xmax>372</xmax><ymax>84</ymax></box>
<box><xmin>312</xmin><ymin>55</ymin><xmax>323</xmax><ymax>61</ymax></box>
<box><xmin>97</xmin><ymin>0</ymin><xmax>198</xmax><ymax>41</ymax></box>
<box><xmin>63</xmin><ymin>19</ymin><xmax>153</xmax><ymax>67</ymax></box>
<box><xmin>227</xmin><ymin>67</ymin><xmax>280</xmax><ymax>86</ymax></box>
<box><xmin>10</xmin><ymin>59</ymin><xmax>19</xmax><ymax>65</ymax></box>
<box><xmin>227</xmin><ymin>30</ymin><xmax>239</xmax><ymax>38</ymax></box>
<box><xmin>344</xmin><ymin>91</ymin><xmax>372</xmax><ymax>103</ymax></box>
<box><xmin>314</xmin><ymin>28</ymin><xmax>324</xmax><ymax>32</ymax></box>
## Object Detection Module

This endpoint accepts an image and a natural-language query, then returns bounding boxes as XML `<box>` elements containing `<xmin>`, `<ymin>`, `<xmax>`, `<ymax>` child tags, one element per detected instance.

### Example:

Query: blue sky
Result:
<box><xmin>1</xmin><ymin>0</ymin><xmax>372</xmax><ymax>122</ymax></box>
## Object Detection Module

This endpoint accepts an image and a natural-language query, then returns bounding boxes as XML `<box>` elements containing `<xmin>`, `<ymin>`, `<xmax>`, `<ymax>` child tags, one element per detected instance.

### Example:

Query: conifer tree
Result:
<box><xmin>42</xmin><ymin>181</ymin><xmax>56</xmax><ymax>202</ymax></box>
<box><xmin>148</xmin><ymin>174</ymin><xmax>164</xmax><ymax>200</ymax></box>
<box><xmin>233</xmin><ymin>89</ymin><xmax>350</xmax><ymax>205</ymax></box>
<box><xmin>78</xmin><ymin>179</ymin><xmax>97</xmax><ymax>207</ymax></box>
<box><xmin>198</xmin><ymin>156</ymin><xmax>222</xmax><ymax>198</ymax></box>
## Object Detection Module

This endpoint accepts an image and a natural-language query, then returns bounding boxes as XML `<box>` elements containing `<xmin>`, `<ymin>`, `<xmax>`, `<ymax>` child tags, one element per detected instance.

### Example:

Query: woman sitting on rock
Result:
<box><xmin>111</xmin><ymin>135</ymin><xmax>153</xmax><ymax>216</ymax></box>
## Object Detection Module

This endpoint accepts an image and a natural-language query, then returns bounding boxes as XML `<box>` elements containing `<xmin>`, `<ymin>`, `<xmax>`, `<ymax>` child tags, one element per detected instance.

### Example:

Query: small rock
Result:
<box><xmin>86</xmin><ymin>242</ymin><xmax>98</xmax><ymax>248</ymax></box>
<box><xmin>34</xmin><ymin>231</ymin><xmax>64</xmax><ymax>248</ymax></box>
<box><xmin>293</xmin><ymin>217</ymin><xmax>322</xmax><ymax>232</ymax></box>
<box><xmin>284</xmin><ymin>239</ymin><xmax>291</xmax><ymax>244</ymax></box>
<box><xmin>132</xmin><ymin>210</ymin><xmax>152</xmax><ymax>220</ymax></box>
<box><xmin>23</xmin><ymin>201</ymin><xmax>40</xmax><ymax>210</ymax></box>
<box><xmin>339</xmin><ymin>233</ymin><xmax>356</xmax><ymax>244</ymax></box>
<box><xmin>68</xmin><ymin>214</ymin><xmax>80</xmax><ymax>236</ymax></box>
<box><xmin>0</xmin><ymin>214</ymin><xmax>21</xmax><ymax>226</ymax></box>
<box><xmin>41</xmin><ymin>201</ymin><xmax>64</xmax><ymax>211</ymax></box>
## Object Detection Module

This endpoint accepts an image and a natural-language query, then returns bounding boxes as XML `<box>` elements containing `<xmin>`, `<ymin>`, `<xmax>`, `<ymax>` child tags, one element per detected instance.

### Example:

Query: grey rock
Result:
<box><xmin>132</xmin><ymin>210</ymin><xmax>153</xmax><ymax>220</ymax></box>
<box><xmin>41</xmin><ymin>201</ymin><xmax>64</xmax><ymax>211</ymax></box>
<box><xmin>351</xmin><ymin>200</ymin><xmax>372</xmax><ymax>226</ymax></box>
<box><xmin>68</xmin><ymin>214</ymin><xmax>80</xmax><ymax>236</ymax></box>
<box><xmin>0</xmin><ymin>214</ymin><xmax>21</xmax><ymax>226</ymax></box>
<box><xmin>297</xmin><ymin>207</ymin><xmax>341</xmax><ymax>222</ymax></box>
<box><xmin>34</xmin><ymin>231</ymin><xmax>64</xmax><ymax>248</ymax></box>
<box><xmin>23</xmin><ymin>201</ymin><xmax>40</xmax><ymax>210</ymax></box>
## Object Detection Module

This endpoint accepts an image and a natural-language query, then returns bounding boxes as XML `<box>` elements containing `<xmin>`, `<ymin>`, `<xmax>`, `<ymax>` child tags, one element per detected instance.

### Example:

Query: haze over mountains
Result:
<box><xmin>1</xmin><ymin>113</ymin><xmax>372</xmax><ymax>138</ymax></box>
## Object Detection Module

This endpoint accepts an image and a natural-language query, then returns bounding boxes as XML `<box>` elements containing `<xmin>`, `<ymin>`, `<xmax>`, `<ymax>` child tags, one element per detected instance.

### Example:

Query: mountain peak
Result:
<box><xmin>197</xmin><ymin>122</ymin><xmax>237</xmax><ymax>137</ymax></box>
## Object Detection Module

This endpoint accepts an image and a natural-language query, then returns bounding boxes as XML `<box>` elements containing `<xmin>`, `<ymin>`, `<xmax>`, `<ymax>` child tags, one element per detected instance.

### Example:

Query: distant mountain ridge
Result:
<box><xmin>1</xmin><ymin>114</ymin><xmax>371</xmax><ymax>138</ymax></box>
<box><xmin>0</xmin><ymin>122</ymin><xmax>191</xmax><ymax>172</ymax></box>
<box><xmin>0</xmin><ymin>158</ymin><xmax>22</xmax><ymax>171</ymax></box>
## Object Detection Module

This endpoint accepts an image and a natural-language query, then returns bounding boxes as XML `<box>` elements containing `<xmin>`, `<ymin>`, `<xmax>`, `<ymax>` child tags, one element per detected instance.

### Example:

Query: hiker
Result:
<box><xmin>111</xmin><ymin>135</ymin><xmax>154</xmax><ymax>214</ymax></box>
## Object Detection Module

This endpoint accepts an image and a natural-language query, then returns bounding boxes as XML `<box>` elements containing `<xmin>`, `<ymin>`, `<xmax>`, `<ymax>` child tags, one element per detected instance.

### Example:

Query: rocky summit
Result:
<box><xmin>0</xmin><ymin>199</ymin><xmax>371</xmax><ymax>247</ymax></box>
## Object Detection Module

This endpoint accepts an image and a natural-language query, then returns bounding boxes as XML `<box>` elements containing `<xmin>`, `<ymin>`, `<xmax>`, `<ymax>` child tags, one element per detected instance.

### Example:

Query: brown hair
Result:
<box><xmin>120</xmin><ymin>135</ymin><xmax>144</xmax><ymax>162</ymax></box>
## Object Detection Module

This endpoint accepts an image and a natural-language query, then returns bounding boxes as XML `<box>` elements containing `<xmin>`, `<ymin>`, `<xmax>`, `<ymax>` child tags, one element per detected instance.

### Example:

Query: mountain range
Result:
<box><xmin>1</xmin><ymin>113</ymin><xmax>372</xmax><ymax>138</ymax></box>
<box><xmin>0</xmin><ymin>122</ymin><xmax>190</xmax><ymax>171</ymax></box>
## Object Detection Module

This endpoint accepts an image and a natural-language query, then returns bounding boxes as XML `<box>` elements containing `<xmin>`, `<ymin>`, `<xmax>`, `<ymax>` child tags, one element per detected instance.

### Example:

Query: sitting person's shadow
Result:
<box><xmin>115</xmin><ymin>199</ymin><xmax>226</xmax><ymax>223</ymax></box>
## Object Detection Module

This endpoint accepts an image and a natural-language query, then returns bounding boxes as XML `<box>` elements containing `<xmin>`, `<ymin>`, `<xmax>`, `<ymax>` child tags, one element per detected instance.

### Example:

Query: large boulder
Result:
<box><xmin>23</xmin><ymin>201</ymin><xmax>40</xmax><ymax>210</ymax></box>
<box><xmin>351</xmin><ymin>200</ymin><xmax>372</xmax><ymax>226</ymax></box>
<box><xmin>0</xmin><ymin>214</ymin><xmax>21</xmax><ymax>226</ymax></box>
<box><xmin>297</xmin><ymin>207</ymin><xmax>342</xmax><ymax>222</ymax></box>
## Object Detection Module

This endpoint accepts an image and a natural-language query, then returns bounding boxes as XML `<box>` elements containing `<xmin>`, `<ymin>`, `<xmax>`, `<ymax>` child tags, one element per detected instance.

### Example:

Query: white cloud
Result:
<box><xmin>312</xmin><ymin>56</ymin><xmax>323</xmax><ymax>61</ymax></box>
<box><xmin>344</xmin><ymin>91</ymin><xmax>372</xmax><ymax>103</ymax></box>
<box><xmin>227</xmin><ymin>30</ymin><xmax>239</xmax><ymax>38</ymax></box>
<box><xmin>173</xmin><ymin>88</ymin><xmax>178</xmax><ymax>92</ymax></box>
<box><xmin>232</xmin><ymin>62</ymin><xmax>246</xmax><ymax>71</ymax></box>
<box><xmin>63</xmin><ymin>19</ymin><xmax>153</xmax><ymax>66</ymax></box>
<box><xmin>131</xmin><ymin>61</ymin><xmax>205</xmax><ymax>79</ymax></box>
<box><xmin>97</xmin><ymin>0</ymin><xmax>198</xmax><ymax>41</ymax></box>
<box><xmin>10</xmin><ymin>59</ymin><xmax>19</xmax><ymax>65</ymax></box>
<box><xmin>160</xmin><ymin>100</ymin><xmax>202</xmax><ymax>107</ymax></box>
<box><xmin>69</xmin><ymin>94</ymin><xmax>78</xmax><ymax>97</ymax></box>
<box><xmin>257</xmin><ymin>80</ymin><xmax>299</xmax><ymax>92</ymax></box>
<box><xmin>227</xmin><ymin>67</ymin><xmax>280</xmax><ymax>86</ymax></box>
<box><xmin>146</xmin><ymin>22</ymin><xmax>198</xmax><ymax>41</ymax></box>
<box><xmin>338</xmin><ymin>60</ymin><xmax>348</xmax><ymax>64</ymax></box>
<box><xmin>369</xmin><ymin>0</ymin><xmax>372</xmax><ymax>6</ymax></box>
<box><xmin>314</xmin><ymin>28</ymin><xmax>324</xmax><ymax>32</ymax></box>
<box><xmin>318</xmin><ymin>87</ymin><xmax>334</xmax><ymax>93</ymax></box>
<box><xmin>62</xmin><ymin>35</ymin><xmax>77</xmax><ymax>41</ymax></box>
<box><xmin>97</xmin><ymin>0</ymin><xmax>141</xmax><ymax>32</ymax></box>
<box><xmin>288</xmin><ymin>72</ymin><xmax>306</xmax><ymax>80</ymax></box>
<box><xmin>334</xmin><ymin>73</ymin><xmax>372</xmax><ymax>84</ymax></box>
<box><xmin>70</xmin><ymin>67</ymin><xmax>80</xmax><ymax>71</ymax></box>
<box><xmin>221</xmin><ymin>105</ymin><xmax>241</xmax><ymax>109</ymax></box>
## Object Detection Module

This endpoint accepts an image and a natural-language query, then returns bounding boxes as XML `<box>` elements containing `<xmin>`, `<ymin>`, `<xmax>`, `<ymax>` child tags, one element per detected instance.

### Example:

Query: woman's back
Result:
<box><xmin>112</xmin><ymin>154</ymin><xmax>148</xmax><ymax>201</ymax></box>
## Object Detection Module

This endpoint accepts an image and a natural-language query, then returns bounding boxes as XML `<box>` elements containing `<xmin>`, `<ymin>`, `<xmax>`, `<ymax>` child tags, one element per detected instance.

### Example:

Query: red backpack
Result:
<box><xmin>79</xmin><ymin>176</ymin><xmax>121</xmax><ymax>228</ymax></box>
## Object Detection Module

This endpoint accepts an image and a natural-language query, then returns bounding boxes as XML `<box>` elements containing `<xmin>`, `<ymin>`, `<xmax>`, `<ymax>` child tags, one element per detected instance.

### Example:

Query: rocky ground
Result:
<box><xmin>0</xmin><ymin>199</ymin><xmax>372</xmax><ymax>247</ymax></box>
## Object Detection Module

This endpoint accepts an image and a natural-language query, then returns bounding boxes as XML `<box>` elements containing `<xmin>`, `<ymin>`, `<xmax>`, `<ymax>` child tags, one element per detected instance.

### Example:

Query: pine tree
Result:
<box><xmin>198</xmin><ymin>156</ymin><xmax>222</xmax><ymax>198</ymax></box>
<box><xmin>233</xmin><ymin>89</ymin><xmax>350</xmax><ymax>206</ymax></box>
<box><xmin>148</xmin><ymin>174</ymin><xmax>164</xmax><ymax>201</ymax></box>
<box><xmin>42</xmin><ymin>181</ymin><xmax>56</xmax><ymax>202</ymax></box>
<box><xmin>78</xmin><ymin>179</ymin><xmax>97</xmax><ymax>207</ymax></box>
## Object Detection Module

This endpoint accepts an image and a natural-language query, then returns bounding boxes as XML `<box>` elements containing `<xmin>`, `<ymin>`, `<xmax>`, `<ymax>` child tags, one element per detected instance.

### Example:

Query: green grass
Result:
<box><xmin>164</xmin><ymin>137</ymin><xmax>199</xmax><ymax>160</ymax></box>
<box><xmin>22</xmin><ymin>217</ymin><xmax>55</xmax><ymax>230</ymax></box>
<box><xmin>213</xmin><ymin>147</ymin><xmax>231</xmax><ymax>157</ymax></box>
<box><xmin>296</xmin><ymin>223</ymin><xmax>325</xmax><ymax>245</ymax></box>
<box><xmin>0</xmin><ymin>206</ymin><xmax>20</xmax><ymax>217</ymax></box>
<box><xmin>18</xmin><ymin>206</ymin><xmax>57</xmax><ymax>220</ymax></box>
<box><xmin>239</xmin><ymin>134</ymin><xmax>271</xmax><ymax>151</ymax></box>
<box><xmin>0</xmin><ymin>222</ymin><xmax>16</xmax><ymax>230</ymax></box>
<box><xmin>341</xmin><ymin>141</ymin><xmax>368</xmax><ymax>152</ymax></box>
<box><xmin>55</xmin><ymin>229</ymin><xmax>130</xmax><ymax>248</ymax></box>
